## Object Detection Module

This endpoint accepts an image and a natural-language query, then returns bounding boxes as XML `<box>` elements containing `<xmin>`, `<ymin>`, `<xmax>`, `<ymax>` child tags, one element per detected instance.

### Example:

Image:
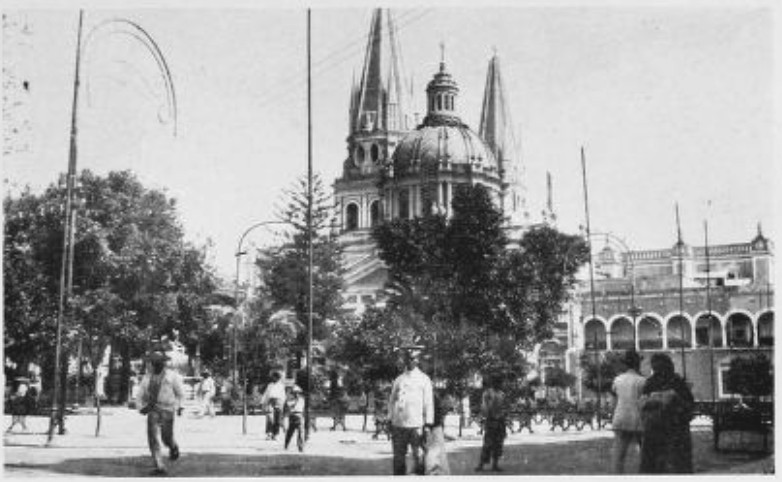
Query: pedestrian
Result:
<box><xmin>388</xmin><ymin>345</ymin><xmax>434</xmax><ymax>476</ymax></box>
<box><xmin>260</xmin><ymin>371</ymin><xmax>286</xmax><ymax>440</ymax></box>
<box><xmin>424</xmin><ymin>388</ymin><xmax>451</xmax><ymax>475</ymax></box>
<box><xmin>136</xmin><ymin>351</ymin><xmax>185</xmax><ymax>476</ymax></box>
<box><xmin>197</xmin><ymin>371</ymin><xmax>216</xmax><ymax>418</ymax></box>
<box><xmin>283</xmin><ymin>385</ymin><xmax>305</xmax><ymax>452</ymax></box>
<box><xmin>610</xmin><ymin>350</ymin><xmax>646</xmax><ymax>473</ymax></box>
<box><xmin>475</xmin><ymin>374</ymin><xmax>507</xmax><ymax>472</ymax></box>
<box><xmin>6</xmin><ymin>379</ymin><xmax>30</xmax><ymax>433</ymax></box>
<box><xmin>639</xmin><ymin>352</ymin><xmax>694</xmax><ymax>474</ymax></box>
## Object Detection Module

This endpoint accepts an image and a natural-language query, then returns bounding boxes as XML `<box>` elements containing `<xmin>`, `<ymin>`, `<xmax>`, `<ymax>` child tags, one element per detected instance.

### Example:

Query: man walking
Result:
<box><xmin>388</xmin><ymin>345</ymin><xmax>434</xmax><ymax>475</ymax></box>
<box><xmin>197</xmin><ymin>371</ymin><xmax>216</xmax><ymax>418</ymax></box>
<box><xmin>137</xmin><ymin>351</ymin><xmax>185</xmax><ymax>476</ymax></box>
<box><xmin>261</xmin><ymin>371</ymin><xmax>286</xmax><ymax>440</ymax></box>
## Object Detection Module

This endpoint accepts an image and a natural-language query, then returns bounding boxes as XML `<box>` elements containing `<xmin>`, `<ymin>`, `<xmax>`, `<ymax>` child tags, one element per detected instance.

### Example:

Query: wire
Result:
<box><xmin>255</xmin><ymin>9</ymin><xmax>432</xmax><ymax>110</ymax></box>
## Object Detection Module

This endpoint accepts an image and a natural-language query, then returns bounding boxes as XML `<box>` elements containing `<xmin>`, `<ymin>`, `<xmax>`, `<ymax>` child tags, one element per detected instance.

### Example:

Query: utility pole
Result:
<box><xmin>580</xmin><ymin>147</ymin><xmax>600</xmax><ymax>428</ymax></box>
<box><xmin>48</xmin><ymin>10</ymin><xmax>84</xmax><ymax>444</ymax></box>
<box><xmin>304</xmin><ymin>8</ymin><xmax>314</xmax><ymax>442</ymax></box>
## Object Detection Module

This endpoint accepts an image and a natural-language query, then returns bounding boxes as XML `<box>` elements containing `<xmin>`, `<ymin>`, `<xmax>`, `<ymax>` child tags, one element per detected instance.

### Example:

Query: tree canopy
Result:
<box><xmin>330</xmin><ymin>183</ymin><xmax>590</xmax><ymax>395</ymax></box>
<box><xmin>4</xmin><ymin>170</ymin><xmax>218</xmax><ymax>395</ymax></box>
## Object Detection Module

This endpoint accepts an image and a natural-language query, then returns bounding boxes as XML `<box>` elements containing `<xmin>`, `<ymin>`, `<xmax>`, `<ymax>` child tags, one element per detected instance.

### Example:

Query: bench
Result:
<box><xmin>713</xmin><ymin>403</ymin><xmax>771</xmax><ymax>453</ymax></box>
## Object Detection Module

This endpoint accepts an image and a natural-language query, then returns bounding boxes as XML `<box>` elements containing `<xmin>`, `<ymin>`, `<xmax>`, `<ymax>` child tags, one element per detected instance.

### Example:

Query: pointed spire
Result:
<box><xmin>480</xmin><ymin>50</ymin><xmax>526</xmax><ymax>222</ymax></box>
<box><xmin>479</xmin><ymin>51</ymin><xmax>515</xmax><ymax>164</ymax></box>
<box><xmin>353</xmin><ymin>9</ymin><xmax>410</xmax><ymax>133</ymax></box>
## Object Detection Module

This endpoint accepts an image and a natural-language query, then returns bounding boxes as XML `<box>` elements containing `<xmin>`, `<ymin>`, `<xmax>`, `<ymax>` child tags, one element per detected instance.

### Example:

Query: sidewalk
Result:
<box><xmin>4</xmin><ymin>408</ymin><xmax>773</xmax><ymax>477</ymax></box>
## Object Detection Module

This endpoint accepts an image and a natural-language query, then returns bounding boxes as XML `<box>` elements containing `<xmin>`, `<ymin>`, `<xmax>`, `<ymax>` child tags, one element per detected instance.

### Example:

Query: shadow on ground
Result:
<box><xmin>6</xmin><ymin>428</ymin><xmax>771</xmax><ymax>477</ymax></box>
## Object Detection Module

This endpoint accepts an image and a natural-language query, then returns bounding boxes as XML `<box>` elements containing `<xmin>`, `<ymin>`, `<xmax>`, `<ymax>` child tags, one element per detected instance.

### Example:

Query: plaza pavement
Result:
<box><xmin>3</xmin><ymin>408</ymin><xmax>773</xmax><ymax>477</ymax></box>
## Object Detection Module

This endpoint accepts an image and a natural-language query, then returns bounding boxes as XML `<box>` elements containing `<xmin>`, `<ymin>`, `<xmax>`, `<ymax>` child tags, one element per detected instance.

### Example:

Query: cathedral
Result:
<box><xmin>331</xmin><ymin>9</ymin><xmax>774</xmax><ymax>404</ymax></box>
<box><xmin>334</xmin><ymin>9</ymin><xmax>528</xmax><ymax>312</ymax></box>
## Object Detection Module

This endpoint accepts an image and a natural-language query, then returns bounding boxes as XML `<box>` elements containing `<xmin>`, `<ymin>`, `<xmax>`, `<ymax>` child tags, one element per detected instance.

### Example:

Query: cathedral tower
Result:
<box><xmin>478</xmin><ymin>52</ymin><xmax>528</xmax><ymax>225</ymax></box>
<box><xmin>334</xmin><ymin>9</ymin><xmax>413</xmax><ymax>235</ymax></box>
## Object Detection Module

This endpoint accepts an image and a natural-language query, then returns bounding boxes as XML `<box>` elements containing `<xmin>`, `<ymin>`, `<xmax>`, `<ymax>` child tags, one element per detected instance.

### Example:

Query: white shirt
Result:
<box><xmin>199</xmin><ymin>377</ymin><xmax>215</xmax><ymax>397</ymax></box>
<box><xmin>137</xmin><ymin>369</ymin><xmax>185</xmax><ymax>413</ymax></box>
<box><xmin>261</xmin><ymin>380</ymin><xmax>286</xmax><ymax>407</ymax></box>
<box><xmin>388</xmin><ymin>367</ymin><xmax>434</xmax><ymax>428</ymax></box>
<box><xmin>611</xmin><ymin>369</ymin><xmax>646</xmax><ymax>432</ymax></box>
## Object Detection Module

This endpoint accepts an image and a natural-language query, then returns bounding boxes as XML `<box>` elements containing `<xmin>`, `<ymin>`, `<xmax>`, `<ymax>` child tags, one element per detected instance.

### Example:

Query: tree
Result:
<box><xmin>544</xmin><ymin>366</ymin><xmax>576</xmax><ymax>401</ymax></box>
<box><xmin>255</xmin><ymin>174</ymin><xmax>344</xmax><ymax>342</ymax></box>
<box><xmin>725</xmin><ymin>353</ymin><xmax>773</xmax><ymax>399</ymax></box>
<box><xmin>368</xmin><ymin>183</ymin><xmax>588</xmax><ymax>394</ymax></box>
<box><xmin>580</xmin><ymin>350</ymin><xmax>625</xmax><ymax>396</ymax></box>
<box><xmin>4</xmin><ymin>170</ymin><xmax>218</xmax><ymax>409</ymax></box>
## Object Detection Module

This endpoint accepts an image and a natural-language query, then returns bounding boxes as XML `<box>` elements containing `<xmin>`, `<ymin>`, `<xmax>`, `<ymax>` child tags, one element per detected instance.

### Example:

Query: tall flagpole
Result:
<box><xmin>580</xmin><ymin>146</ymin><xmax>600</xmax><ymax>428</ymax></box>
<box><xmin>48</xmin><ymin>9</ymin><xmax>84</xmax><ymax>444</ymax></box>
<box><xmin>704</xmin><ymin>205</ymin><xmax>716</xmax><ymax>405</ymax></box>
<box><xmin>675</xmin><ymin>202</ymin><xmax>687</xmax><ymax>380</ymax></box>
<box><xmin>304</xmin><ymin>8</ymin><xmax>314</xmax><ymax>442</ymax></box>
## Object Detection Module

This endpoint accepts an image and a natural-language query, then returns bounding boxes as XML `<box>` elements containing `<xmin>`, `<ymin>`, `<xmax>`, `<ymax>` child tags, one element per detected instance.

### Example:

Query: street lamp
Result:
<box><xmin>233</xmin><ymin>220</ymin><xmax>286</xmax><ymax>435</ymax></box>
<box><xmin>47</xmin><ymin>11</ymin><xmax>177</xmax><ymax>444</ymax></box>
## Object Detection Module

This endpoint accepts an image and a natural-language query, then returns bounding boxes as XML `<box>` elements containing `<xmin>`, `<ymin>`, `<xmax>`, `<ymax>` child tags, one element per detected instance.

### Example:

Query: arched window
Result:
<box><xmin>726</xmin><ymin>314</ymin><xmax>753</xmax><ymax>347</ymax></box>
<box><xmin>610</xmin><ymin>318</ymin><xmax>634</xmax><ymax>350</ymax></box>
<box><xmin>637</xmin><ymin>317</ymin><xmax>663</xmax><ymax>350</ymax></box>
<box><xmin>355</xmin><ymin>145</ymin><xmax>365</xmax><ymax>165</ymax></box>
<box><xmin>436</xmin><ymin>95</ymin><xmax>442</xmax><ymax>111</ymax></box>
<box><xmin>345</xmin><ymin>203</ymin><xmax>359</xmax><ymax>231</ymax></box>
<box><xmin>398</xmin><ymin>188</ymin><xmax>410</xmax><ymax>220</ymax></box>
<box><xmin>696</xmin><ymin>315</ymin><xmax>723</xmax><ymax>347</ymax></box>
<box><xmin>370</xmin><ymin>200</ymin><xmax>381</xmax><ymax>227</ymax></box>
<box><xmin>667</xmin><ymin>316</ymin><xmax>692</xmax><ymax>348</ymax></box>
<box><xmin>584</xmin><ymin>319</ymin><xmax>607</xmax><ymax>350</ymax></box>
<box><xmin>370</xmin><ymin>144</ymin><xmax>379</xmax><ymax>163</ymax></box>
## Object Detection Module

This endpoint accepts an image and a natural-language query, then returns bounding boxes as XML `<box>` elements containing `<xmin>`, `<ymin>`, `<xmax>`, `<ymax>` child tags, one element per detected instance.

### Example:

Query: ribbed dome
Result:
<box><xmin>392</xmin><ymin>123</ymin><xmax>498</xmax><ymax>174</ymax></box>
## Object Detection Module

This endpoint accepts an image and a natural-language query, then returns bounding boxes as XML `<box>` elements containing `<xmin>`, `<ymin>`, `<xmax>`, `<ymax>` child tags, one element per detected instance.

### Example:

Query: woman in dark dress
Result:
<box><xmin>639</xmin><ymin>353</ymin><xmax>694</xmax><ymax>473</ymax></box>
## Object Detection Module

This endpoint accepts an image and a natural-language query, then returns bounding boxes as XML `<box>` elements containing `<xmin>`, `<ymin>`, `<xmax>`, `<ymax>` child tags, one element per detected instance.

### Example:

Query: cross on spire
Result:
<box><xmin>439</xmin><ymin>41</ymin><xmax>446</xmax><ymax>71</ymax></box>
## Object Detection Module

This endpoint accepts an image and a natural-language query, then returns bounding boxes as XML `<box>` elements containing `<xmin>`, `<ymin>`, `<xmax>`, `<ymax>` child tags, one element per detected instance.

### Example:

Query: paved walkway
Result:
<box><xmin>3</xmin><ymin>408</ymin><xmax>773</xmax><ymax>477</ymax></box>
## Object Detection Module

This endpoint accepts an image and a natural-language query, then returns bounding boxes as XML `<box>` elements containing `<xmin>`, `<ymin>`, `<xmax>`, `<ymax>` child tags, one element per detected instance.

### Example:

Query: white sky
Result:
<box><xmin>3</xmin><ymin>1</ymin><xmax>777</xmax><ymax>279</ymax></box>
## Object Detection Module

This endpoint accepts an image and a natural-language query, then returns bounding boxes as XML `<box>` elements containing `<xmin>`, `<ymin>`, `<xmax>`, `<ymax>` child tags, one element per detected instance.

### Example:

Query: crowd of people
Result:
<box><xmin>62</xmin><ymin>344</ymin><xmax>694</xmax><ymax>476</ymax></box>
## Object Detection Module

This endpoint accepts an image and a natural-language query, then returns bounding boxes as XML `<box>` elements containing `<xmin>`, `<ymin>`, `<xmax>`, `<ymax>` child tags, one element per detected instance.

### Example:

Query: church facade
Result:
<box><xmin>332</xmin><ymin>9</ymin><xmax>774</xmax><ymax>403</ymax></box>
<box><xmin>334</xmin><ymin>9</ymin><xmax>527</xmax><ymax>313</ymax></box>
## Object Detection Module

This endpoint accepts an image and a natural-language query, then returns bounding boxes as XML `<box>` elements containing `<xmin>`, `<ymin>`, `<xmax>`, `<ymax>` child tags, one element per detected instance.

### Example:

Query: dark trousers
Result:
<box><xmin>391</xmin><ymin>426</ymin><xmax>424</xmax><ymax>475</ymax></box>
<box><xmin>285</xmin><ymin>414</ymin><xmax>304</xmax><ymax>451</ymax></box>
<box><xmin>480</xmin><ymin>419</ymin><xmax>506</xmax><ymax>466</ymax></box>
<box><xmin>147</xmin><ymin>409</ymin><xmax>178</xmax><ymax>470</ymax></box>
<box><xmin>266</xmin><ymin>401</ymin><xmax>282</xmax><ymax>437</ymax></box>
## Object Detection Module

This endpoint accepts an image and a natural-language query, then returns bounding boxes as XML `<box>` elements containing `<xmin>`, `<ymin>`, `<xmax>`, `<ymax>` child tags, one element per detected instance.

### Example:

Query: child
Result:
<box><xmin>475</xmin><ymin>374</ymin><xmax>507</xmax><ymax>472</ymax></box>
<box><xmin>283</xmin><ymin>385</ymin><xmax>305</xmax><ymax>452</ymax></box>
<box><xmin>6</xmin><ymin>380</ymin><xmax>30</xmax><ymax>433</ymax></box>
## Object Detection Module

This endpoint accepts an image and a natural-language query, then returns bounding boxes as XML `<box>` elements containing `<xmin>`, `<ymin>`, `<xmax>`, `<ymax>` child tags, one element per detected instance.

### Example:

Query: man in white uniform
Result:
<box><xmin>388</xmin><ymin>345</ymin><xmax>434</xmax><ymax>475</ymax></box>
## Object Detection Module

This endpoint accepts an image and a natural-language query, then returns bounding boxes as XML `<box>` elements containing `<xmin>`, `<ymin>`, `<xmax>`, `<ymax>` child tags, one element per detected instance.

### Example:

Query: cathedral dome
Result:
<box><xmin>390</xmin><ymin>56</ymin><xmax>499</xmax><ymax>178</ymax></box>
<box><xmin>392</xmin><ymin>123</ymin><xmax>498</xmax><ymax>175</ymax></box>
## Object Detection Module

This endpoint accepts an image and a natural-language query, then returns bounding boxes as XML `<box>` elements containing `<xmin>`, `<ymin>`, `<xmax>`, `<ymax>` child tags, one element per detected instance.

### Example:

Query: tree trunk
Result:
<box><xmin>58</xmin><ymin>352</ymin><xmax>68</xmax><ymax>434</ymax></box>
<box><xmin>119</xmin><ymin>343</ymin><xmax>131</xmax><ymax>405</ymax></box>
<box><xmin>93</xmin><ymin>362</ymin><xmax>102</xmax><ymax>437</ymax></box>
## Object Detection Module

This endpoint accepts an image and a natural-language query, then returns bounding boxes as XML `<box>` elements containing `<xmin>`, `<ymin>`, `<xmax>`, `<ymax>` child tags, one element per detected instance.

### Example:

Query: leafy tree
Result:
<box><xmin>367</xmin><ymin>184</ymin><xmax>588</xmax><ymax>395</ymax></box>
<box><xmin>725</xmin><ymin>353</ymin><xmax>773</xmax><ymax>399</ymax></box>
<box><xmin>4</xmin><ymin>170</ymin><xmax>218</xmax><ymax>407</ymax></box>
<box><xmin>580</xmin><ymin>350</ymin><xmax>625</xmax><ymax>396</ymax></box>
<box><xmin>545</xmin><ymin>366</ymin><xmax>576</xmax><ymax>390</ymax></box>
<box><xmin>256</xmin><ymin>174</ymin><xmax>344</xmax><ymax>342</ymax></box>
<box><xmin>328</xmin><ymin>307</ymin><xmax>425</xmax><ymax>387</ymax></box>
<box><xmin>4</xmin><ymin>187</ymin><xmax>61</xmax><ymax>379</ymax></box>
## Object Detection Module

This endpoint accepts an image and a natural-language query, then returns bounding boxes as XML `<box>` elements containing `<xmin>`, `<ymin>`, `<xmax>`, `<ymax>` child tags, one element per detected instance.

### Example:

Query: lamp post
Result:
<box><xmin>47</xmin><ymin>11</ymin><xmax>177</xmax><ymax>444</ymax></box>
<box><xmin>234</xmin><ymin>220</ymin><xmax>286</xmax><ymax>434</ymax></box>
